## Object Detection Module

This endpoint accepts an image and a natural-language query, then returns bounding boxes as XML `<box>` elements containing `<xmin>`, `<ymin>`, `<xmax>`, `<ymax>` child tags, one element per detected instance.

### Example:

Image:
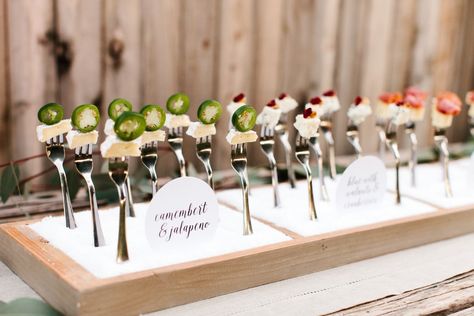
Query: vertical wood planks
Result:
<box><xmin>0</xmin><ymin>0</ymin><xmax>9</xmax><ymax>163</ymax></box>
<box><xmin>214</xmin><ymin>0</ymin><xmax>254</xmax><ymax>170</ymax></box>
<box><xmin>7</xmin><ymin>0</ymin><xmax>56</xmax><ymax>180</ymax></box>
<box><xmin>358</xmin><ymin>0</ymin><xmax>396</xmax><ymax>153</ymax></box>
<box><xmin>55</xmin><ymin>0</ymin><xmax>102</xmax><ymax>115</ymax></box>
<box><xmin>141</xmin><ymin>0</ymin><xmax>183</xmax><ymax>176</ymax></box>
<box><xmin>104</xmin><ymin>0</ymin><xmax>142</xmax><ymax>110</ymax></box>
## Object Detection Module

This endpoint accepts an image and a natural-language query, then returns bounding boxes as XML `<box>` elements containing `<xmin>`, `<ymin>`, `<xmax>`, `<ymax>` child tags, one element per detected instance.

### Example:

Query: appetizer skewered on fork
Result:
<box><xmin>37</xmin><ymin>103</ymin><xmax>77</xmax><ymax>229</ymax></box>
<box><xmin>293</xmin><ymin>108</ymin><xmax>320</xmax><ymax>221</ymax></box>
<box><xmin>346</xmin><ymin>96</ymin><xmax>372</xmax><ymax>158</ymax></box>
<box><xmin>274</xmin><ymin>93</ymin><xmax>298</xmax><ymax>188</ymax></box>
<box><xmin>67</xmin><ymin>103</ymin><xmax>105</xmax><ymax>247</ymax></box>
<box><xmin>165</xmin><ymin>93</ymin><xmax>191</xmax><ymax>177</ymax></box>
<box><xmin>376</xmin><ymin>92</ymin><xmax>403</xmax><ymax>160</ymax></box>
<box><xmin>105</xmin><ymin>98</ymin><xmax>137</xmax><ymax>217</ymax></box>
<box><xmin>319</xmin><ymin>90</ymin><xmax>341</xmax><ymax>180</ymax></box>
<box><xmin>257</xmin><ymin>99</ymin><xmax>282</xmax><ymax>208</ymax></box>
<box><xmin>227</xmin><ymin>105</ymin><xmax>258</xmax><ymax>235</ymax></box>
<box><xmin>431</xmin><ymin>92</ymin><xmax>462</xmax><ymax>198</ymax></box>
<box><xmin>305</xmin><ymin>96</ymin><xmax>329</xmax><ymax>201</ymax></box>
<box><xmin>403</xmin><ymin>87</ymin><xmax>427</xmax><ymax>187</ymax></box>
<box><xmin>385</xmin><ymin>101</ymin><xmax>411</xmax><ymax>204</ymax></box>
<box><xmin>186</xmin><ymin>99</ymin><xmax>223</xmax><ymax>189</ymax></box>
<box><xmin>101</xmin><ymin>111</ymin><xmax>147</xmax><ymax>263</ymax></box>
<box><xmin>139</xmin><ymin>104</ymin><xmax>167</xmax><ymax>195</ymax></box>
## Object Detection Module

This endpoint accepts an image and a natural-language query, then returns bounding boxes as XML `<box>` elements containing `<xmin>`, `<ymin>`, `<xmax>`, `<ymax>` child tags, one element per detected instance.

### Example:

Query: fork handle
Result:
<box><xmin>303</xmin><ymin>163</ymin><xmax>317</xmax><ymax>221</ymax></box>
<box><xmin>377</xmin><ymin>127</ymin><xmax>387</xmax><ymax>161</ymax></box>
<box><xmin>57</xmin><ymin>166</ymin><xmax>77</xmax><ymax>229</ymax></box>
<box><xmin>311</xmin><ymin>140</ymin><xmax>330</xmax><ymax>201</ymax></box>
<box><xmin>407</xmin><ymin>130</ymin><xmax>418</xmax><ymax>187</ymax></box>
<box><xmin>387</xmin><ymin>141</ymin><xmax>401</xmax><ymax>204</ymax></box>
<box><xmin>84</xmin><ymin>178</ymin><xmax>105</xmax><ymax>247</ymax></box>
<box><xmin>203</xmin><ymin>161</ymin><xmax>214</xmax><ymax>190</ymax></box>
<box><xmin>148</xmin><ymin>167</ymin><xmax>159</xmax><ymax>196</ymax></box>
<box><xmin>268</xmin><ymin>156</ymin><xmax>281</xmax><ymax>208</ymax></box>
<box><xmin>116</xmin><ymin>183</ymin><xmax>129</xmax><ymax>263</ymax></box>
<box><xmin>239</xmin><ymin>171</ymin><xmax>253</xmax><ymax>235</ymax></box>
<box><xmin>125</xmin><ymin>178</ymin><xmax>136</xmax><ymax>217</ymax></box>
<box><xmin>438</xmin><ymin>138</ymin><xmax>453</xmax><ymax>198</ymax></box>
<box><xmin>322</xmin><ymin>130</ymin><xmax>337</xmax><ymax>180</ymax></box>
<box><xmin>277</xmin><ymin>132</ymin><xmax>296</xmax><ymax>188</ymax></box>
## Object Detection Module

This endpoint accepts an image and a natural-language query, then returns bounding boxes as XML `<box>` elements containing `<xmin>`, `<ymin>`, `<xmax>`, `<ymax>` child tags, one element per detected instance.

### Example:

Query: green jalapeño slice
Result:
<box><xmin>140</xmin><ymin>104</ymin><xmax>166</xmax><ymax>131</ymax></box>
<box><xmin>114</xmin><ymin>112</ymin><xmax>146</xmax><ymax>141</ymax></box>
<box><xmin>108</xmin><ymin>98</ymin><xmax>133</xmax><ymax>121</ymax></box>
<box><xmin>197</xmin><ymin>100</ymin><xmax>222</xmax><ymax>125</ymax></box>
<box><xmin>71</xmin><ymin>104</ymin><xmax>100</xmax><ymax>133</ymax></box>
<box><xmin>38</xmin><ymin>103</ymin><xmax>64</xmax><ymax>125</ymax></box>
<box><xmin>232</xmin><ymin>105</ymin><xmax>257</xmax><ymax>132</ymax></box>
<box><xmin>166</xmin><ymin>93</ymin><xmax>190</xmax><ymax>115</ymax></box>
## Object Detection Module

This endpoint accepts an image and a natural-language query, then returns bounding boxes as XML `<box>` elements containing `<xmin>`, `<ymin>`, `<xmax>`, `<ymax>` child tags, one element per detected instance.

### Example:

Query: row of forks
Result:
<box><xmin>45</xmin><ymin>136</ymin><xmax>106</xmax><ymax>247</ymax></box>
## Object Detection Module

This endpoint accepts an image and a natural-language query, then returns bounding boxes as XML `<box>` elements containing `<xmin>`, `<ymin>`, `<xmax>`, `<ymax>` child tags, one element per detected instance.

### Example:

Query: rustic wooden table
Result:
<box><xmin>2</xmin><ymin>232</ymin><xmax>474</xmax><ymax>315</ymax></box>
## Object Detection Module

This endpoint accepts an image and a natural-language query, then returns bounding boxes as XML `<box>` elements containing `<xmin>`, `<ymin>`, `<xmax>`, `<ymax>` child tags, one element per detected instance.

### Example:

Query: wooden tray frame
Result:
<box><xmin>2</xmin><ymin>204</ymin><xmax>474</xmax><ymax>315</ymax></box>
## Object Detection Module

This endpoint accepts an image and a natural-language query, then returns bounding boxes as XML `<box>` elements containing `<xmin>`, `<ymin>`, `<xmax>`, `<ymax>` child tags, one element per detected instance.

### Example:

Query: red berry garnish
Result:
<box><xmin>310</xmin><ymin>96</ymin><xmax>322</xmax><ymax>105</ymax></box>
<box><xmin>267</xmin><ymin>99</ymin><xmax>276</xmax><ymax>107</ymax></box>
<box><xmin>278</xmin><ymin>93</ymin><xmax>288</xmax><ymax>100</ymax></box>
<box><xmin>322</xmin><ymin>90</ymin><xmax>336</xmax><ymax>97</ymax></box>
<box><xmin>303</xmin><ymin>108</ymin><xmax>313</xmax><ymax>118</ymax></box>
<box><xmin>233</xmin><ymin>93</ymin><xmax>245</xmax><ymax>103</ymax></box>
<box><xmin>396</xmin><ymin>101</ymin><xmax>404</xmax><ymax>107</ymax></box>
<box><xmin>354</xmin><ymin>96</ymin><xmax>362</xmax><ymax>105</ymax></box>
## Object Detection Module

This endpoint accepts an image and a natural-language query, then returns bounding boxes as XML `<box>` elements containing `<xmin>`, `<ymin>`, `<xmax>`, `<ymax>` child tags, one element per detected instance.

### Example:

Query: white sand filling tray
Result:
<box><xmin>2</xmin><ymin>192</ymin><xmax>474</xmax><ymax>315</ymax></box>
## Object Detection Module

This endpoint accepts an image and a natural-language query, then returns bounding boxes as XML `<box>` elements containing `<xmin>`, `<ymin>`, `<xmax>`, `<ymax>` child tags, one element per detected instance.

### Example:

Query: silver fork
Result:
<box><xmin>45</xmin><ymin>134</ymin><xmax>77</xmax><ymax>229</ymax></box>
<box><xmin>108</xmin><ymin>157</ymin><xmax>129</xmax><ymax>263</ymax></box>
<box><xmin>346</xmin><ymin>124</ymin><xmax>363</xmax><ymax>158</ymax></box>
<box><xmin>168</xmin><ymin>127</ymin><xmax>187</xmax><ymax>177</ymax></box>
<box><xmin>275</xmin><ymin>113</ymin><xmax>296</xmax><ymax>188</ymax></box>
<box><xmin>295</xmin><ymin>135</ymin><xmax>317</xmax><ymax>221</ymax></box>
<box><xmin>434</xmin><ymin>128</ymin><xmax>453</xmax><ymax>198</ymax></box>
<box><xmin>376</xmin><ymin>119</ymin><xmax>387</xmax><ymax>161</ymax></box>
<box><xmin>230</xmin><ymin>143</ymin><xmax>253</xmax><ymax>235</ymax></box>
<box><xmin>196</xmin><ymin>135</ymin><xmax>214</xmax><ymax>189</ymax></box>
<box><xmin>320</xmin><ymin>119</ymin><xmax>337</xmax><ymax>180</ymax></box>
<box><xmin>140</xmin><ymin>141</ymin><xmax>159</xmax><ymax>195</ymax></box>
<box><xmin>260</xmin><ymin>125</ymin><xmax>281</xmax><ymax>208</ymax></box>
<box><xmin>385</xmin><ymin>122</ymin><xmax>401</xmax><ymax>204</ymax></box>
<box><xmin>405</xmin><ymin>121</ymin><xmax>418</xmax><ymax>187</ymax></box>
<box><xmin>74</xmin><ymin>144</ymin><xmax>105</xmax><ymax>247</ymax></box>
<box><xmin>308</xmin><ymin>135</ymin><xmax>330</xmax><ymax>201</ymax></box>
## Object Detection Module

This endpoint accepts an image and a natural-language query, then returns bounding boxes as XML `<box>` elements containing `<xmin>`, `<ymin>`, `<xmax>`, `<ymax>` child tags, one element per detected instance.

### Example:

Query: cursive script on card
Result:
<box><xmin>336</xmin><ymin>156</ymin><xmax>386</xmax><ymax>212</ymax></box>
<box><xmin>145</xmin><ymin>177</ymin><xmax>219</xmax><ymax>251</ymax></box>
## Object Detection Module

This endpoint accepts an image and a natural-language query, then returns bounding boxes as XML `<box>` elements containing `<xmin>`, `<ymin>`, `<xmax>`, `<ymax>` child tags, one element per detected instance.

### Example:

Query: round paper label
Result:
<box><xmin>335</xmin><ymin>156</ymin><xmax>386</xmax><ymax>212</ymax></box>
<box><xmin>145</xmin><ymin>177</ymin><xmax>219</xmax><ymax>251</ymax></box>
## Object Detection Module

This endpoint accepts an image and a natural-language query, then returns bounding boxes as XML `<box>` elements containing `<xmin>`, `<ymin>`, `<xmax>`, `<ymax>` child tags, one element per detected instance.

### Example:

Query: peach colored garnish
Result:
<box><xmin>379</xmin><ymin>92</ymin><xmax>403</xmax><ymax>104</ymax></box>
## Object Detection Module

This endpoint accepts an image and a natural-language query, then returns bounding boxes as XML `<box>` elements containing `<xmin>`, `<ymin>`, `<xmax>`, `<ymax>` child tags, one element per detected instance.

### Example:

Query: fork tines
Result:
<box><xmin>231</xmin><ymin>143</ymin><xmax>247</xmax><ymax>156</ymax></box>
<box><xmin>74</xmin><ymin>143</ymin><xmax>93</xmax><ymax>156</ymax></box>
<box><xmin>197</xmin><ymin>135</ymin><xmax>212</xmax><ymax>145</ymax></box>
<box><xmin>46</xmin><ymin>134</ymin><xmax>64</xmax><ymax>145</ymax></box>
<box><xmin>169</xmin><ymin>127</ymin><xmax>183</xmax><ymax>138</ymax></box>
<box><xmin>260</xmin><ymin>125</ymin><xmax>275</xmax><ymax>138</ymax></box>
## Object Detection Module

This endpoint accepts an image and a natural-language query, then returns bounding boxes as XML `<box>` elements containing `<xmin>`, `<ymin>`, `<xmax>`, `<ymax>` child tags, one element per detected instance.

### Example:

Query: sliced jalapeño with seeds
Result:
<box><xmin>108</xmin><ymin>98</ymin><xmax>133</xmax><ymax>121</ymax></box>
<box><xmin>38</xmin><ymin>103</ymin><xmax>64</xmax><ymax>125</ymax></box>
<box><xmin>166</xmin><ymin>93</ymin><xmax>190</xmax><ymax>115</ymax></box>
<box><xmin>140</xmin><ymin>104</ymin><xmax>166</xmax><ymax>131</ymax></box>
<box><xmin>197</xmin><ymin>100</ymin><xmax>222</xmax><ymax>125</ymax></box>
<box><xmin>114</xmin><ymin>111</ymin><xmax>146</xmax><ymax>141</ymax></box>
<box><xmin>71</xmin><ymin>104</ymin><xmax>100</xmax><ymax>133</ymax></box>
<box><xmin>232</xmin><ymin>105</ymin><xmax>257</xmax><ymax>132</ymax></box>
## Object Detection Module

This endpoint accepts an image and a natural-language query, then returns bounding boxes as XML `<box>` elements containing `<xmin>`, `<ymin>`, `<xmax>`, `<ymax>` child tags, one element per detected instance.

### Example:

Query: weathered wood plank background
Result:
<box><xmin>0</xmin><ymin>0</ymin><xmax>473</xmax><ymax>179</ymax></box>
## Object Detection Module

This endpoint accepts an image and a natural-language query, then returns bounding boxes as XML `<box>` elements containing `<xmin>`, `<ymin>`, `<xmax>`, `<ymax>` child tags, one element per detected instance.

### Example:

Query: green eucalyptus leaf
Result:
<box><xmin>0</xmin><ymin>297</ymin><xmax>61</xmax><ymax>315</ymax></box>
<box><xmin>1</xmin><ymin>164</ymin><xmax>20</xmax><ymax>203</ymax></box>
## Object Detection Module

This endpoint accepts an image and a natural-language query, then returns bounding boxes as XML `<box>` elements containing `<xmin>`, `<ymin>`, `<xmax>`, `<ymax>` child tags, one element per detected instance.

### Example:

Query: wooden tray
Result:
<box><xmin>2</xmin><ymin>204</ymin><xmax>474</xmax><ymax>315</ymax></box>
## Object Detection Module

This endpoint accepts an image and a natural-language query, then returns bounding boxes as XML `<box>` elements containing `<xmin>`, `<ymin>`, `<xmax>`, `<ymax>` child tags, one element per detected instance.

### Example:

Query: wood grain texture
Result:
<box><xmin>7</xmin><ymin>0</ymin><xmax>56</xmax><ymax>180</ymax></box>
<box><xmin>0</xmin><ymin>0</ymin><xmax>9</xmax><ymax>163</ymax></box>
<box><xmin>3</xmin><ymin>203</ymin><xmax>474</xmax><ymax>315</ymax></box>
<box><xmin>330</xmin><ymin>269</ymin><xmax>474</xmax><ymax>315</ymax></box>
<box><xmin>214</xmin><ymin>0</ymin><xmax>254</xmax><ymax>170</ymax></box>
<box><xmin>55</xmin><ymin>0</ymin><xmax>102</xmax><ymax>115</ymax></box>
